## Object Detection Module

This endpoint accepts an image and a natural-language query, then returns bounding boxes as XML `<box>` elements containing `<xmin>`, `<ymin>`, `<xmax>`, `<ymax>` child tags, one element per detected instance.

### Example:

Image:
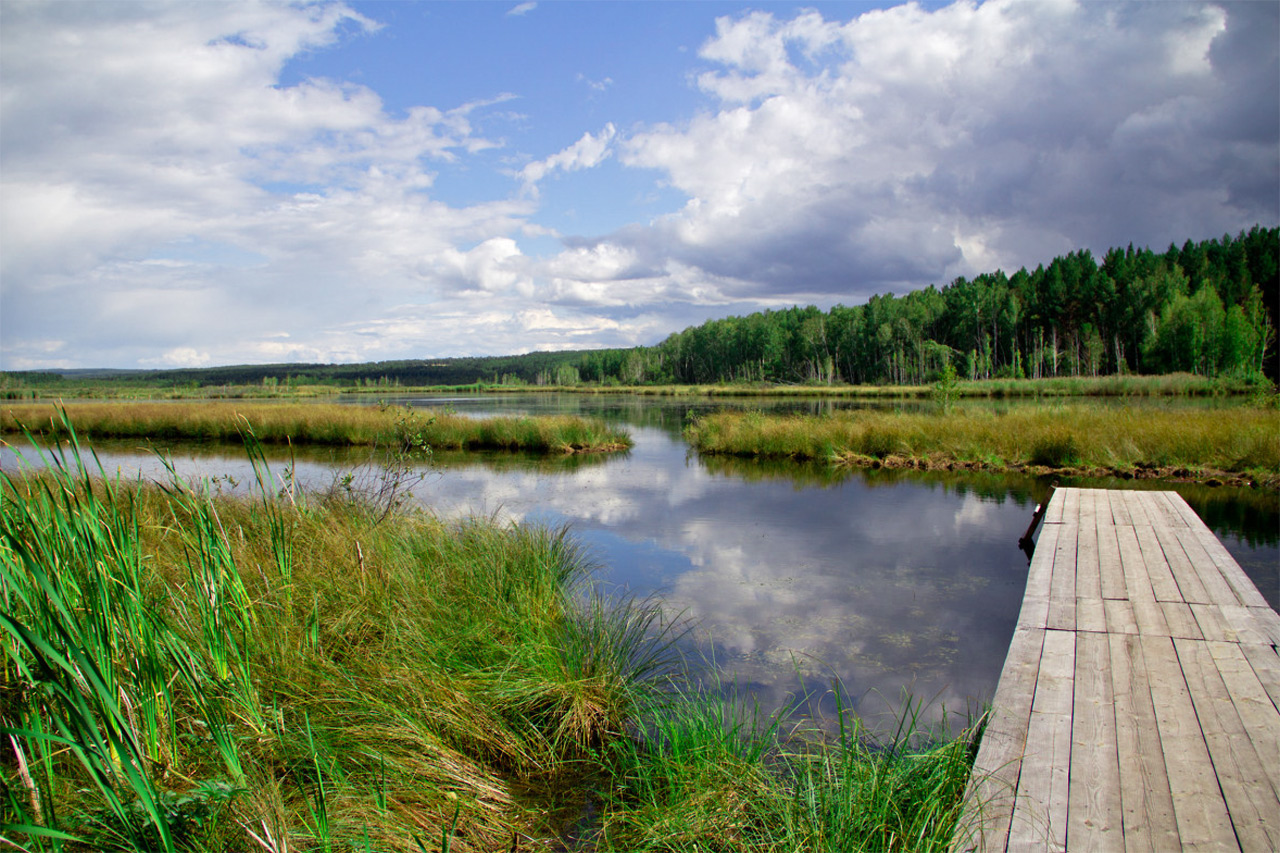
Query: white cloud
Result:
<box><xmin>1</xmin><ymin>0</ymin><xmax>1275</xmax><ymax>370</ymax></box>
<box><xmin>604</xmin><ymin>0</ymin><xmax>1276</xmax><ymax>302</ymax></box>
<box><xmin>141</xmin><ymin>347</ymin><xmax>213</xmax><ymax>368</ymax></box>
<box><xmin>507</xmin><ymin>2</ymin><xmax>537</xmax><ymax>17</ymax></box>
<box><xmin>519</xmin><ymin>124</ymin><xmax>617</xmax><ymax>186</ymax></box>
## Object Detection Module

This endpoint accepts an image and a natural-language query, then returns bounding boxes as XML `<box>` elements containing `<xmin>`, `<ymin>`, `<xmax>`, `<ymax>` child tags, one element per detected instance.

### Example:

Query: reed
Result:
<box><xmin>592</xmin><ymin>687</ymin><xmax>977</xmax><ymax>852</ymax></box>
<box><xmin>2</xmin><ymin>414</ymin><xmax>982</xmax><ymax>851</ymax></box>
<box><xmin>0</xmin><ymin>402</ymin><xmax>632</xmax><ymax>454</ymax></box>
<box><xmin>685</xmin><ymin>405</ymin><xmax>1280</xmax><ymax>487</ymax></box>
<box><xmin>0</xmin><ymin>417</ymin><xmax>665</xmax><ymax>851</ymax></box>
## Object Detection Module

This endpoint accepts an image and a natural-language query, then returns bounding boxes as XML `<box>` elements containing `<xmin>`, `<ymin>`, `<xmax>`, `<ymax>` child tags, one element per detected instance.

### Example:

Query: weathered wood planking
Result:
<box><xmin>956</xmin><ymin>488</ymin><xmax>1280</xmax><ymax>853</ymax></box>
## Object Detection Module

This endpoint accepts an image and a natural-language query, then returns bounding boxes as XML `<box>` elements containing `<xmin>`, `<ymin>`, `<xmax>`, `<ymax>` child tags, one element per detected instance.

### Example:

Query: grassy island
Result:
<box><xmin>2</xmin><ymin>422</ymin><xmax>979</xmax><ymax>852</ymax></box>
<box><xmin>0</xmin><ymin>402</ymin><xmax>632</xmax><ymax>455</ymax></box>
<box><xmin>685</xmin><ymin>405</ymin><xmax>1280</xmax><ymax>489</ymax></box>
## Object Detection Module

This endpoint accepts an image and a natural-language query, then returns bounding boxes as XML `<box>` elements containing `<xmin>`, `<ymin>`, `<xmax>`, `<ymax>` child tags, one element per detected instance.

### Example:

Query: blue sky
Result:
<box><xmin>1</xmin><ymin>0</ymin><xmax>1276</xmax><ymax>369</ymax></box>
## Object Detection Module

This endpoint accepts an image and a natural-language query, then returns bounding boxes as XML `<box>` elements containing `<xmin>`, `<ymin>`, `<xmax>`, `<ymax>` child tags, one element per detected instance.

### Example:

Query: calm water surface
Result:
<box><xmin>5</xmin><ymin>393</ymin><xmax>1276</xmax><ymax>729</ymax></box>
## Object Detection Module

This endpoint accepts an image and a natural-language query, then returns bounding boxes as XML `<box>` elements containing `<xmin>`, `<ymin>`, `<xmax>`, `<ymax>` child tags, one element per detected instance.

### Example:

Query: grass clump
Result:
<box><xmin>592</xmin><ymin>690</ymin><xmax>979</xmax><ymax>852</ymax></box>
<box><xmin>685</xmin><ymin>405</ymin><xmax>1280</xmax><ymax>487</ymax></box>
<box><xmin>0</xmin><ymin>401</ymin><xmax>631</xmax><ymax>454</ymax></box>
<box><xmin>0</xmin><ymin>414</ymin><xmax>664</xmax><ymax>851</ymax></box>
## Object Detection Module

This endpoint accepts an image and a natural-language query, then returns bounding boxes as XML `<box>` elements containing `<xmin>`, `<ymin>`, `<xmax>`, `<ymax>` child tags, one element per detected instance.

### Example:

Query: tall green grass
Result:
<box><xmin>0</xmin><ymin>414</ymin><xmax>666</xmax><ymax>851</ymax></box>
<box><xmin>2</xmin><ymin>413</ymin><xmax>985</xmax><ymax>851</ymax></box>
<box><xmin>685</xmin><ymin>405</ymin><xmax>1280</xmax><ymax>486</ymax></box>
<box><xmin>593</xmin><ymin>688</ymin><xmax>979</xmax><ymax>852</ymax></box>
<box><xmin>1</xmin><ymin>402</ymin><xmax>632</xmax><ymax>453</ymax></box>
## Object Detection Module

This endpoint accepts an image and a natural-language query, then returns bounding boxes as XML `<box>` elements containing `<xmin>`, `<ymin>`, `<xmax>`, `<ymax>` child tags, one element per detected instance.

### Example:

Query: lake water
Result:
<box><xmin>5</xmin><ymin>393</ymin><xmax>1276</xmax><ymax>730</ymax></box>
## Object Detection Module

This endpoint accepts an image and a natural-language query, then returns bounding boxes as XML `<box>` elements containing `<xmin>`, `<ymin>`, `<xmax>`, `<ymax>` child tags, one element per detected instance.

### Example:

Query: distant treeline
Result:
<box><xmin>4</xmin><ymin>226</ymin><xmax>1276</xmax><ymax>392</ymax></box>
<box><xmin>582</xmin><ymin>225</ymin><xmax>1278</xmax><ymax>386</ymax></box>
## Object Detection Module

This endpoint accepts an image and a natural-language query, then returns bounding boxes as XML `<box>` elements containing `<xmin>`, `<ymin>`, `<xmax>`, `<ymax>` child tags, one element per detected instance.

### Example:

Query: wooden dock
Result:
<box><xmin>956</xmin><ymin>487</ymin><xmax>1280</xmax><ymax>852</ymax></box>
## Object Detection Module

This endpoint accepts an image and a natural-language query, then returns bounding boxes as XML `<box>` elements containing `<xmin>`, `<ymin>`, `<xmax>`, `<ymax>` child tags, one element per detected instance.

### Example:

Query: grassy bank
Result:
<box><xmin>0</xmin><ymin>402</ymin><xmax>632</xmax><ymax>454</ymax></box>
<box><xmin>685</xmin><ymin>405</ymin><xmax>1280</xmax><ymax>488</ymax></box>
<box><xmin>593</xmin><ymin>693</ymin><xmax>978</xmax><ymax>852</ymax></box>
<box><xmin>1</xmin><ymin>423</ymin><xmax>979</xmax><ymax>851</ymax></box>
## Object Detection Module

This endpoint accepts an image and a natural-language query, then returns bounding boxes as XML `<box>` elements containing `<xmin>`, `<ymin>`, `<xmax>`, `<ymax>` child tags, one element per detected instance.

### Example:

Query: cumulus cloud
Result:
<box><xmin>1</xmin><ymin>0</ymin><xmax>1275</xmax><ymax>369</ymax></box>
<box><xmin>507</xmin><ymin>2</ymin><xmax>537</xmax><ymax>17</ymax></box>
<box><xmin>519</xmin><ymin>123</ymin><xmax>617</xmax><ymax>186</ymax></box>
<box><xmin>584</xmin><ymin>0</ymin><xmax>1278</xmax><ymax>306</ymax></box>
<box><xmin>0</xmin><ymin>1</ymin><xmax>541</xmax><ymax>367</ymax></box>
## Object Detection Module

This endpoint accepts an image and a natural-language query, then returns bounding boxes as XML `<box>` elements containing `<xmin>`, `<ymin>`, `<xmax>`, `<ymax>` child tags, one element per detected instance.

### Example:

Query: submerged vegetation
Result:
<box><xmin>685</xmin><ymin>405</ymin><xmax>1280</xmax><ymax>488</ymax></box>
<box><xmin>1</xmin><ymin>417</ymin><xmax>980</xmax><ymax>851</ymax></box>
<box><xmin>0</xmin><ymin>402</ymin><xmax>632</xmax><ymax>454</ymax></box>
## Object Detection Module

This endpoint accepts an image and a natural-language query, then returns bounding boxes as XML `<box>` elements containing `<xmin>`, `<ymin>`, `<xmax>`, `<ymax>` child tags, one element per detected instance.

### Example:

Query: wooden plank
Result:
<box><xmin>1068</xmin><ymin>631</ymin><xmax>1122</xmax><ymax>851</ymax></box>
<box><xmin>1142</xmin><ymin>634</ymin><xmax>1237</xmax><ymax>851</ymax></box>
<box><xmin>1076</xmin><ymin>493</ymin><xmax>1103</xmax><ymax>601</ymax></box>
<box><xmin>959</xmin><ymin>627</ymin><xmax>1047</xmax><ymax>852</ymax></box>
<box><xmin>1017</xmin><ymin>595</ymin><xmax>1050</xmax><ymax>631</ymax></box>
<box><xmin>1174</xmin><ymin>637</ymin><xmax>1280</xmax><ymax>850</ymax></box>
<box><xmin>1061</xmin><ymin>487</ymin><xmax>1081</xmax><ymax>526</ymax></box>
<box><xmin>1007</xmin><ymin>629</ymin><xmax>1075</xmax><ymax>852</ymax></box>
<box><xmin>1144</xmin><ymin>491</ymin><xmax>1190</xmax><ymax>528</ymax></box>
<box><xmin>1046</xmin><ymin>600</ymin><xmax>1075</xmax><ymax>632</ymax></box>
<box><xmin>1109</xmin><ymin>633</ymin><xmax>1180</xmax><ymax>853</ymax></box>
<box><xmin>1133</xmin><ymin>524</ymin><xmax>1183</xmax><ymax>603</ymax></box>
<box><xmin>1160</xmin><ymin>601</ymin><xmax>1204</xmax><ymax>640</ymax></box>
<box><xmin>1123</xmin><ymin>489</ymin><xmax>1155</xmax><ymax>526</ymax></box>
<box><xmin>1188</xmin><ymin>602</ymin><xmax>1233</xmax><ymax>643</ymax></box>
<box><xmin>1044</xmin><ymin>487</ymin><xmax>1066</xmax><ymax>524</ymax></box>
<box><xmin>1025</xmin><ymin>521</ymin><xmax>1060</xmax><ymax>597</ymax></box>
<box><xmin>1050</xmin><ymin>521</ymin><xmax>1077</xmax><ymax>605</ymax></box>
<box><xmin>1152</xmin><ymin>524</ymin><xmax>1211</xmax><ymax>604</ymax></box>
<box><xmin>1076</xmin><ymin>598</ymin><xmax>1107</xmax><ymax>633</ymax></box>
<box><xmin>1096</xmin><ymin>509</ymin><xmax>1127</xmax><ymax>600</ymax></box>
<box><xmin>1103</xmin><ymin>598</ymin><xmax>1138</xmax><ymax>635</ymax></box>
<box><xmin>1249</xmin><ymin>605</ymin><xmax>1280</xmax><ymax>646</ymax></box>
<box><xmin>1206</xmin><ymin>640</ymin><xmax>1280</xmax><ymax>796</ymax></box>
<box><xmin>1115</xmin><ymin>524</ymin><xmax>1172</xmax><ymax>636</ymax></box>
<box><xmin>1173</xmin><ymin>527</ymin><xmax>1241</xmax><ymax>607</ymax></box>
<box><xmin>1166</xmin><ymin>494</ymin><xmax>1270</xmax><ymax>608</ymax></box>
<box><xmin>1241</xmin><ymin>642</ymin><xmax>1280</xmax><ymax>713</ymax></box>
<box><xmin>1216</xmin><ymin>604</ymin><xmax>1269</xmax><ymax>645</ymax></box>
<box><xmin>1106</xmin><ymin>489</ymin><xmax>1133</xmax><ymax>526</ymax></box>
<box><xmin>1047</xmin><ymin>519</ymin><xmax>1077</xmax><ymax>632</ymax></box>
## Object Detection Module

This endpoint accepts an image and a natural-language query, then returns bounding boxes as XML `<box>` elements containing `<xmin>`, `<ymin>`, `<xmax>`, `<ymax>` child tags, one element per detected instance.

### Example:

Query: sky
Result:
<box><xmin>1</xmin><ymin>0</ymin><xmax>1277</xmax><ymax>371</ymax></box>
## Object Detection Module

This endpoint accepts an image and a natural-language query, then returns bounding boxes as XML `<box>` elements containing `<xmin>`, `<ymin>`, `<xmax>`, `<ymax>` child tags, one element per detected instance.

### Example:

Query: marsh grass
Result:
<box><xmin>0</xmin><ymin>416</ymin><xmax>666</xmax><ymax>851</ymax></box>
<box><xmin>592</xmin><ymin>688</ymin><xmax>978</xmax><ymax>852</ymax></box>
<box><xmin>3</xmin><ymin>414</ymin><xmax>986</xmax><ymax>852</ymax></box>
<box><xmin>685</xmin><ymin>405</ymin><xmax>1280</xmax><ymax>486</ymax></box>
<box><xmin>0</xmin><ymin>402</ymin><xmax>632</xmax><ymax>454</ymax></box>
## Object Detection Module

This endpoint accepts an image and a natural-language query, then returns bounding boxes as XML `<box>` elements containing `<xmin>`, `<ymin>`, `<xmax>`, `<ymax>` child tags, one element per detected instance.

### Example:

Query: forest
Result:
<box><xmin>577</xmin><ymin>225</ymin><xmax>1278</xmax><ymax>386</ymax></box>
<box><xmin>5</xmin><ymin>226</ymin><xmax>1276</xmax><ymax>391</ymax></box>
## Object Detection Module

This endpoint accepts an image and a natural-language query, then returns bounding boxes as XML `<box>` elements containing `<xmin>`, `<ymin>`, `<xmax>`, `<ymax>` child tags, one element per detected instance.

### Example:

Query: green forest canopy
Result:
<box><xmin>6</xmin><ymin>226</ymin><xmax>1278</xmax><ymax>390</ymax></box>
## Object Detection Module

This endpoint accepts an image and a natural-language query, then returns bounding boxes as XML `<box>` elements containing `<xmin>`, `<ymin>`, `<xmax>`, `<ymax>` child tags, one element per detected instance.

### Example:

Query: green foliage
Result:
<box><xmin>0</xmin><ymin>418</ymin><xmax>669</xmax><ymax>850</ymax></box>
<box><xmin>593</xmin><ymin>688</ymin><xmax>977</xmax><ymax>852</ymax></box>
<box><xmin>932</xmin><ymin>362</ymin><xmax>959</xmax><ymax>413</ymax></box>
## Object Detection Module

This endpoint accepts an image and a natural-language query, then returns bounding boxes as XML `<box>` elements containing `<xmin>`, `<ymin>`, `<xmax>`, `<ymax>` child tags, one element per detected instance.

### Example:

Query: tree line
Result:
<box><xmin>7</xmin><ymin>226</ymin><xmax>1275</xmax><ymax>390</ymax></box>
<box><xmin>576</xmin><ymin>225</ymin><xmax>1278</xmax><ymax>385</ymax></box>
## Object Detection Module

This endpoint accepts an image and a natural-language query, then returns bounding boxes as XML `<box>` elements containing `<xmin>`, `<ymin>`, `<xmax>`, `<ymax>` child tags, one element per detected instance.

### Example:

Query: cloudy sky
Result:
<box><xmin>2</xmin><ymin>0</ymin><xmax>1276</xmax><ymax>370</ymax></box>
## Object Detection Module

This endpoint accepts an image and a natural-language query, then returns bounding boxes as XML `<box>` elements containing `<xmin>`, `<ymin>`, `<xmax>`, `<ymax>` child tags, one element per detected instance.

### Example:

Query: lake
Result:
<box><xmin>4</xmin><ymin>393</ymin><xmax>1276</xmax><ymax>731</ymax></box>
